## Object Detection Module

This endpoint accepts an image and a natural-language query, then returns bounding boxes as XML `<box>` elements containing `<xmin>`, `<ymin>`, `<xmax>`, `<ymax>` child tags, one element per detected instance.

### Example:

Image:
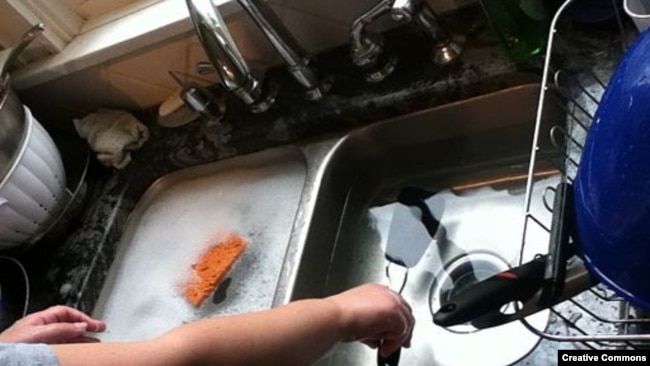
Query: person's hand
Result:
<box><xmin>326</xmin><ymin>283</ymin><xmax>414</xmax><ymax>358</ymax></box>
<box><xmin>0</xmin><ymin>305</ymin><xmax>106</xmax><ymax>344</ymax></box>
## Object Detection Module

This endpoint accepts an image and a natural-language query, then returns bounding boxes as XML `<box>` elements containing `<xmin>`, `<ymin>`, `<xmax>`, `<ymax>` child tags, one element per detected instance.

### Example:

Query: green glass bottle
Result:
<box><xmin>479</xmin><ymin>0</ymin><xmax>549</xmax><ymax>63</ymax></box>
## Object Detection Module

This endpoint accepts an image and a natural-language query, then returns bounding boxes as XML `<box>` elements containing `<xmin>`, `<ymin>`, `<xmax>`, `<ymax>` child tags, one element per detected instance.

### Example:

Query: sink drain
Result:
<box><xmin>428</xmin><ymin>250</ymin><xmax>512</xmax><ymax>333</ymax></box>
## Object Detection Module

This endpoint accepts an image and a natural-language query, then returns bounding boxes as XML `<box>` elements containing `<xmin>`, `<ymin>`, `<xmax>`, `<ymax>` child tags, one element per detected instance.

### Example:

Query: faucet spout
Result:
<box><xmin>186</xmin><ymin>0</ymin><xmax>275</xmax><ymax>113</ymax></box>
<box><xmin>237</xmin><ymin>0</ymin><xmax>332</xmax><ymax>100</ymax></box>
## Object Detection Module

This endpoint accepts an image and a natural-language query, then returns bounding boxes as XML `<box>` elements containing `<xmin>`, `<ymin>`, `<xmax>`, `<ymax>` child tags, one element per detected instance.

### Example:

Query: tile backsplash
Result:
<box><xmin>20</xmin><ymin>0</ymin><xmax>476</xmax><ymax>125</ymax></box>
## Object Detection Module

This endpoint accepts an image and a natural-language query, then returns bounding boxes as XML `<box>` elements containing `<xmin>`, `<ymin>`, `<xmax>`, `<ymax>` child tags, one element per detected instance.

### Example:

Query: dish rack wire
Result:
<box><xmin>518</xmin><ymin>0</ymin><xmax>650</xmax><ymax>348</ymax></box>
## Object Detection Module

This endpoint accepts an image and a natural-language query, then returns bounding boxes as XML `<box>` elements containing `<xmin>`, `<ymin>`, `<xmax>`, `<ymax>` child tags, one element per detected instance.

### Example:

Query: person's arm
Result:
<box><xmin>53</xmin><ymin>283</ymin><xmax>414</xmax><ymax>366</ymax></box>
<box><xmin>0</xmin><ymin>305</ymin><xmax>106</xmax><ymax>344</ymax></box>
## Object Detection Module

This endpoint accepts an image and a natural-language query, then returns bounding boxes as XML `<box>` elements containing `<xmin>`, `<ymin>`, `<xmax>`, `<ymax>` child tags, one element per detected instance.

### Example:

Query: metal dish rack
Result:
<box><xmin>518</xmin><ymin>0</ymin><xmax>650</xmax><ymax>348</ymax></box>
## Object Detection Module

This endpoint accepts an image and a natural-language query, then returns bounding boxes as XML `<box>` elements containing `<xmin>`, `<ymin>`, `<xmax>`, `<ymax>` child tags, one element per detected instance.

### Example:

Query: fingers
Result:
<box><xmin>31</xmin><ymin>322</ymin><xmax>89</xmax><ymax>344</ymax></box>
<box><xmin>399</xmin><ymin>296</ymin><xmax>415</xmax><ymax>348</ymax></box>
<box><xmin>375</xmin><ymin>288</ymin><xmax>414</xmax><ymax>356</ymax></box>
<box><xmin>30</xmin><ymin>305</ymin><xmax>107</xmax><ymax>332</ymax></box>
<box><xmin>69</xmin><ymin>335</ymin><xmax>103</xmax><ymax>343</ymax></box>
<box><xmin>379</xmin><ymin>338</ymin><xmax>403</xmax><ymax>358</ymax></box>
<box><xmin>328</xmin><ymin>283</ymin><xmax>415</xmax><ymax>353</ymax></box>
<box><xmin>386</xmin><ymin>288</ymin><xmax>414</xmax><ymax>338</ymax></box>
<box><xmin>361</xmin><ymin>339</ymin><xmax>380</xmax><ymax>349</ymax></box>
<box><xmin>377</xmin><ymin>315</ymin><xmax>411</xmax><ymax>357</ymax></box>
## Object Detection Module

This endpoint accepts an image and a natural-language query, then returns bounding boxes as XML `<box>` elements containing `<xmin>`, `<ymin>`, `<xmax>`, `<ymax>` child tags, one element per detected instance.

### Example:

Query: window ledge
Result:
<box><xmin>12</xmin><ymin>0</ymin><xmax>237</xmax><ymax>90</ymax></box>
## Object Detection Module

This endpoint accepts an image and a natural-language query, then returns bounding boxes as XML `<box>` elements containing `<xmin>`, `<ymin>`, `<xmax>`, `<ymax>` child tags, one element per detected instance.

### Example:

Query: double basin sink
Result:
<box><xmin>93</xmin><ymin>83</ymin><xmax>565</xmax><ymax>364</ymax></box>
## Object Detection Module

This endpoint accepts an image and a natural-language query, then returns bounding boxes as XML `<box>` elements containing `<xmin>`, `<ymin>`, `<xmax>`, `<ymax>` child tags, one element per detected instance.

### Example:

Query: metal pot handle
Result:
<box><xmin>0</xmin><ymin>23</ymin><xmax>45</xmax><ymax>96</ymax></box>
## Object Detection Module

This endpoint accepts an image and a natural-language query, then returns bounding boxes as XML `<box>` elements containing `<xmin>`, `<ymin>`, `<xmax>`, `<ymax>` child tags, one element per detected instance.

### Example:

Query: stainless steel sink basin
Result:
<box><xmin>93</xmin><ymin>147</ymin><xmax>307</xmax><ymax>341</ymax></box>
<box><xmin>275</xmin><ymin>83</ymin><xmax>567</xmax><ymax>365</ymax></box>
<box><xmin>93</xmin><ymin>83</ymin><xmax>568</xmax><ymax>362</ymax></box>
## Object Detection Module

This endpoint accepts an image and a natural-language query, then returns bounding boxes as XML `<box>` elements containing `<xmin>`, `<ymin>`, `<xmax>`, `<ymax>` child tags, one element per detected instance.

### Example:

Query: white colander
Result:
<box><xmin>0</xmin><ymin>106</ymin><xmax>70</xmax><ymax>249</ymax></box>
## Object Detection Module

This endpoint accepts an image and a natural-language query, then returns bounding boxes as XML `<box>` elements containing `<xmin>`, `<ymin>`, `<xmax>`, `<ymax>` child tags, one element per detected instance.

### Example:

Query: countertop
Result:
<box><xmin>0</xmin><ymin>3</ymin><xmax>633</xmax><ymax>355</ymax></box>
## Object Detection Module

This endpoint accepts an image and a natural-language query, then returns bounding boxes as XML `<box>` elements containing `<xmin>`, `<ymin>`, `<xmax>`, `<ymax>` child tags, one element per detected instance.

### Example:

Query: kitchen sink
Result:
<box><xmin>275</xmin><ymin>83</ymin><xmax>568</xmax><ymax>365</ymax></box>
<box><xmin>93</xmin><ymin>82</ymin><xmax>571</xmax><ymax>362</ymax></box>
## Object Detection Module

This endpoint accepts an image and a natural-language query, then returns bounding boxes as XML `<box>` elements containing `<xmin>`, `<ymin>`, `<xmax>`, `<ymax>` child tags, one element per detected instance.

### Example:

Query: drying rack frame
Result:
<box><xmin>517</xmin><ymin>0</ymin><xmax>650</xmax><ymax>347</ymax></box>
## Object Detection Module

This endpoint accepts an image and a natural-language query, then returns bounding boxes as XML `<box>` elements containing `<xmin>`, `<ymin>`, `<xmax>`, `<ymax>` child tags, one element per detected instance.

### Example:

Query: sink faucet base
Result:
<box><xmin>413</xmin><ymin>3</ymin><xmax>464</xmax><ymax>65</ymax></box>
<box><xmin>187</xmin><ymin>0</ymin><xmax>276</xmax><ymax>113</ymax></box>
<box><xmin>351</xmin><ymin>0</ymin><xmax>463</xmax><ymax>80</ymax></box>
<box><xmin>238</xmin><ymin>0</ymin><xmax>332</xmax><ymax>100</ymax></box>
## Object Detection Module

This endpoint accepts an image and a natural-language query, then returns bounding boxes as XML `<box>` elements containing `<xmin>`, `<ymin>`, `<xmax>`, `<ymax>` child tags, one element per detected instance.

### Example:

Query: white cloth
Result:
<box><xmin>74</xmin><ymin>109</ymin><xmax>149</xmax><ymax>169</ymax></box>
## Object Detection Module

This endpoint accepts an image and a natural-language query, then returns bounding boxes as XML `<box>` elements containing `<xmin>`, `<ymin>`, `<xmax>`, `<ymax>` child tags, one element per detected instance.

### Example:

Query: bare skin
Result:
<box><xmin>0</xmin><ymin>283</ymin><xmax>413</xmax><ymax>366</ymax></box>
<box><xmin>52</xmin><ymin>283</ymin><xmax>413</xmax><ymax>366</ymax></box>
<box><xmin>0</xmin><ymin>305</ymin><xmax>106</xmax><ymax>344</ymax></box>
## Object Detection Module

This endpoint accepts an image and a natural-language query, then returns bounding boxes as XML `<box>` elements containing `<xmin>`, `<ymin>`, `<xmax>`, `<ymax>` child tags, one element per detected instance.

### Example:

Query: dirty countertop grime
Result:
<box><xmin>2</xmin><ymin>2</ymin><xmax>631</xmax><ymax>352</ymax></box>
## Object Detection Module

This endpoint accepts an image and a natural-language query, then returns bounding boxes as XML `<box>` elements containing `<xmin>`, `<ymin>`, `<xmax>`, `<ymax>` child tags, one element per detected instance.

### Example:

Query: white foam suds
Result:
<box><xmin>93</xmin><ymin>149</ymin><xmax>305</xmax><ymax>341</ymax></box>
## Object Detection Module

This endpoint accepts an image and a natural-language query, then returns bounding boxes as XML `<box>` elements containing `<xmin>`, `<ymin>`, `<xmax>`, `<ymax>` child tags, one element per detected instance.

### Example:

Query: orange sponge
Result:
<box><xmin>184</xmin><ymin>233</ymin><xmax>248</xmax><ymax>307</ymax></box>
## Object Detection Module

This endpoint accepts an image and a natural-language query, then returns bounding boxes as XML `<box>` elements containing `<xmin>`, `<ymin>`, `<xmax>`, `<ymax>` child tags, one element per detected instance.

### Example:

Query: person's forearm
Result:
<box><xmin>53</xmin><ymin>283</ymin><xmax>412</xmax><ymax>366</ymax></box>
<box><xmin>54</xmin><ymin>298</ymin><xmax>347</xmax><ymax>366</ymax></box>
<box><xmin>167</xmin><ymin>298</ymin><xmax>346</xmax><ymax>366</ymax></box>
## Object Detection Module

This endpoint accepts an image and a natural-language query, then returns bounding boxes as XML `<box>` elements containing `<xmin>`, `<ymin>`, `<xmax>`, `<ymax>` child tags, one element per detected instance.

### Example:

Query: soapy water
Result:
<box><xmin>92</xmin><ymin>150</ymin><xmax>306</xmax><ymax>342</ymax></box>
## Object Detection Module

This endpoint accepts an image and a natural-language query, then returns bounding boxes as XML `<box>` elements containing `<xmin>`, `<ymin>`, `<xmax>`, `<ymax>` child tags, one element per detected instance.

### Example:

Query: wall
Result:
<box><xmin>19</xmin><ymin>0</ymin><xmax>476</xmax><ymax>126</ymax></box>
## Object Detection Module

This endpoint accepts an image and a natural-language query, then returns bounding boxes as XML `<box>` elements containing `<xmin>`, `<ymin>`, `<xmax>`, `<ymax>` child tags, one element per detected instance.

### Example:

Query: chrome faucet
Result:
<box><xmin>186</xmin><ymin>0</ymin><xmax>275</xmax><ymax>113</ymax></box>
<box><xmin>237</xmin><ymin>0</ymin><xmax>332</xmax><ymax>100</ymax></box>
<box><xmin>351</xmin><ymin>0</ymin><xmax>464</xmax><ymax>82</ymax></box>
<box><xmin>350</xmin><ymin>1</ymin><xmax>398</xmax><ymax>83</ymax></box>
<box><xmin>393</xmin><ymin>0</ymin><xmax>464</xmax><ymax>65</ymax></box>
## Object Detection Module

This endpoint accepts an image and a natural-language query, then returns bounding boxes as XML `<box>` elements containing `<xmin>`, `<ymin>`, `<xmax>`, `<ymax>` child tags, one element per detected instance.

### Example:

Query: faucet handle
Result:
<box><xmin>391</xmin><ymin>0</ymin><xmax>416</xmax><ymax>21</ymax></box>
<box><xmin>412</xmin><ymin>2</ymin><xmax>464</xmax><ymax>65</ymax></box>
<box><xmin>196</xmin><ymin>61</ymin><xmax>217</xmax><ymax>76</ymax></box>
<box><xmin>351</xmin><ymin>34</ymin><xmax>398</xmax><ymax>83</ymax></box>
<box><xmin>182</xmin><ymin>85</ymin><xmax>226</xmax><ymax>124</ymax></box>
<box><xmin>247</xmin><ymin>76</ymin><xmax>278</xmax><ymax>114</ymax></box>
<box><xmin>169</xmin><ymin>70</ymin><xmax>226</xmax><ymax>123</ymax></box>
<box><xmin>350</xmin><ymin>1</ymin><xmax>400</xmax><ymax>83</ymax></box>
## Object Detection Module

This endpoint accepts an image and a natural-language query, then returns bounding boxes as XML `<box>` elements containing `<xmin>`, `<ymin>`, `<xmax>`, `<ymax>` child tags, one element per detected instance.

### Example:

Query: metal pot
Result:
<box><xmin>0</xmin><ymin>81</ymin><xmax>25</xmax><ymax>182</ymax></box>
<box><xmin>0</xmin><ymin>24</ymin><xmax>44</xmax><ymax>185</ymax></box>
<box><xmin>0</xmin><ymin>23</ymin><xmax>70</xmax><ymax>249</ymax></box>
